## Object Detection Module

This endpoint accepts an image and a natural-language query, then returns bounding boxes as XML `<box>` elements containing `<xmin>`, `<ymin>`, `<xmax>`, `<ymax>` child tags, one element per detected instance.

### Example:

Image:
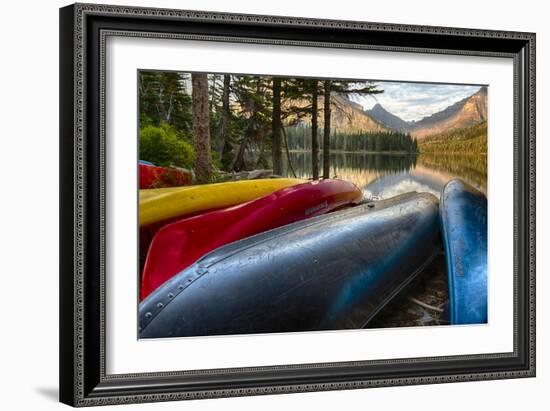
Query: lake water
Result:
<box><xmin>281</xmin><ymin>151</ymin><xmax>487</xmax><ymax>328</ymax></box>
<box><xmin>282</xmin><ymin>152</ymin><xmax>487</xmax><ymax>199</ymax></box>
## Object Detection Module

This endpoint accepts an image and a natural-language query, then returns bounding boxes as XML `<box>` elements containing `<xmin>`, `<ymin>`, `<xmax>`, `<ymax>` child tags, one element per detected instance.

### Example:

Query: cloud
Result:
<box><xmin>351</xmin><ymin>82</ymin><xmax>483</xmax><ymax>121</ymax></box>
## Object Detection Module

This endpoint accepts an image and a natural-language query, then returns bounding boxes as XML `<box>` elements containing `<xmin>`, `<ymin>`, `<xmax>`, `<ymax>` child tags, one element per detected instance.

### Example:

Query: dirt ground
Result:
<box><xmin>367</xmin><ymin>252</ymin><xmax>450</xmax><ymax>328</ymax></box>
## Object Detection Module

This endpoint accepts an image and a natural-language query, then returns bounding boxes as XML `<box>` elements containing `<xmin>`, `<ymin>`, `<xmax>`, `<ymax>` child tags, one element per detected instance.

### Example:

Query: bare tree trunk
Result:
<box><xmin>233</xmin><ymin>122</ymin><xmax>259</xmax><ymax>172</ymax></box>
<box><xmin>165</xmin><ymin>93</ymin><xmax>174</xmax><ymax>123</ymax></box>
<box><xmin>216</xmin><ymin>74</ymin><xmax>231</xmax><ymax>159</ymax></box>
<box><xmin>311</xmin><ymin>80</ymin><xmax>319</xmax><ymax>180</ymax></box>
<box><xmin>209</xmin><ymin>75</ymin><xmax>218</xmax><ymax>108</ymax></box>
<box><xmin>323</xmin><ymin>80</ymin><xmax>331</xmax><ymax>179</ymax></box>
<box><xmin>282</xmin><ymin>126</ymin><xmax>297</xmax><ymax>178</ymax></box>
<box><xmin>255</xmin><ymin>128</ymin><xmax>267</xmax><ymax>168</ymax></box>
<box><xmin>156</xmin><ymin>84</ymin><xmax>164</xmax><ymax>125</ymax></box>
<box><xmin>191</xmin><ymin>73</ymin><xmax>212</xmax><ymax>183</ymax></box>
<box><xmin>232</xmin><ymin>134</ymin><xmax>248</xmax><ymax>172</ymax></box>
<box><xmin>272</xmin><ymin>77</ymin><xmax>282</xmax><ymax>175</ymax></box>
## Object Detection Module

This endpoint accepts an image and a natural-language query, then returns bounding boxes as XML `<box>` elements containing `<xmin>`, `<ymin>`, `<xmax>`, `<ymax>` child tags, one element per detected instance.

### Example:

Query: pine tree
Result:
<box><xmin>311</xmin><ymin>79</ymin><xmax>320</xmax><ymax>180</ymax></box>
<box><xmin>323</xmin><ymin>80</ymin><xmax>331</xmax><ymax>179</ymax></box>
<box><xmin>272</xmin><ymin>77</ymin><xmax>283</xmax><ymax>175</ymax></box>
<box><xmin>215</xmin><ymin>74</ymin><xmax>231</xmax><ymax>160</ymax></box>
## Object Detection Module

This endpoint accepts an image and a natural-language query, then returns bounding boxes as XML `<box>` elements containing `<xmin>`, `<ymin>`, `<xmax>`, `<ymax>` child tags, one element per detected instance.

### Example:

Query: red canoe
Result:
<box><xmin>139</xmin><ymin>163</ymin><xmax>192</xmax><ymax>189</ymax></box>
<box><xmin>140</xmin><ymin>179</ymin><xmax>363</xmax><ymax>299</ymax></box>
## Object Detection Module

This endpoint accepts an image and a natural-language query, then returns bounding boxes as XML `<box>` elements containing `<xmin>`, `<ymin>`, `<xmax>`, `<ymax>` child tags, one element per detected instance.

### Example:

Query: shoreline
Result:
<box><xmin>288</xmin><ymin>150</ymin><xmax>417</xmax><ymax>155</ymax></box>
<box><xmin>287</xmin><ymin>150</ymin><xmax>486</xmax><ymax>156</ymax></box>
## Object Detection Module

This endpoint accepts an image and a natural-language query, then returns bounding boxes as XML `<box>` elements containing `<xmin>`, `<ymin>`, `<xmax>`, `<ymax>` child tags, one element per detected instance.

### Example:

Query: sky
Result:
<box><xmin>350</xmin><ymin>81</ymin><xmax>483</xmax><ymax>122</ymax></box>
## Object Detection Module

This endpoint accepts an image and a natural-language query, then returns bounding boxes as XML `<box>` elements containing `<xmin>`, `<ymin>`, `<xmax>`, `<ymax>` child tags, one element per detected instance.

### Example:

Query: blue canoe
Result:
<box><xmin>440</xmin><ymin>179</ymin><xmax>487</xmax><ymax>325</ymax></box>
<box><xmin>139</xmin><ymin>192</ymin><xmax>441</xmax><ymax>338</ymax></box>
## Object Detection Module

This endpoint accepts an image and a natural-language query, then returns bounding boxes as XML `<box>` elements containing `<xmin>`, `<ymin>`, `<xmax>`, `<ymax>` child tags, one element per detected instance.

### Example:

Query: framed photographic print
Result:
<box><xmin>59</xmin><ymin>3</ymin><xmax>536</xmax><ymax>407</ymax></box>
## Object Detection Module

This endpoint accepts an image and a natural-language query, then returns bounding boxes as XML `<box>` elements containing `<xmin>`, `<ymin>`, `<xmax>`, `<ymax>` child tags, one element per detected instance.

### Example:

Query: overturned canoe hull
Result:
<box><xmin>139</xmin><ymin>163</ymin><xmax>192</xmax><ymax>189</ymax></box>
<box><xmin>440</xmin><ymin>179</ymin><xmax>487</xmax><ymax>325</ymax></box>
<box><xmin>139</xmin><ymin>192</ymin><xmax>441</xmax><ymax>338</ymax></box>
<box><xmin>141</xmin><ymin>179</ymin><xmax>363</xmax><ymax>299</ymax></box>
<box><xmin>139</xmin><ymin>178</ymin><xmax>303</xmax><ymax>226</ymax></box>
<box><xmin>139</xmin><ymin>179</ymin><xmax>305</xmax><ymax>271</ymax></box>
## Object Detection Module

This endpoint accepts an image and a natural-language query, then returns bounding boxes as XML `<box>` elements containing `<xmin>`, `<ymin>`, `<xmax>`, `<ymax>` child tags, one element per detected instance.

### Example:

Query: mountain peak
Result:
<box><xmin>410</xmin><ymin>87</ymin><xmax>488</xmax><ymax>138</ymax></box>
<box><xmin>369</xmin><ymin>102</ymin><xmax>388</xmax><ymax>112</ymax></box>
<box><xmin>365</xmin><ymin>103</ymin><xmax>410</xmax><ymax>132</ymax></box>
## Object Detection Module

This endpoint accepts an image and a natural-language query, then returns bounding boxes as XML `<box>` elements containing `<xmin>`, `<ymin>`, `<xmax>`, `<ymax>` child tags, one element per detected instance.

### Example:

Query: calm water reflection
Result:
<box><xmin>282</xmin><ymin>152</ymin><xmax>487</xmax><ymax>199</ymax></box>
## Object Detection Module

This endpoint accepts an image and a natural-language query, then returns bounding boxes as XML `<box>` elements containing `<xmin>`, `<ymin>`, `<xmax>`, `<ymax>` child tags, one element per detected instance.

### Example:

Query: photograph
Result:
<box><xmin>137</xmin><ymin>71</ymin><xmax>488</xmax><ymax>338</ymax></box>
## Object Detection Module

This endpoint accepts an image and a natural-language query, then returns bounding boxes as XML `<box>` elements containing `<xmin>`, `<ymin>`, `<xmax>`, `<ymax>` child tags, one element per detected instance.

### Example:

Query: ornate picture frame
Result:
<box><xmin>59</xmin><ymin>3</ymin><xmax>535</xmax><ymax>406</ymax></box>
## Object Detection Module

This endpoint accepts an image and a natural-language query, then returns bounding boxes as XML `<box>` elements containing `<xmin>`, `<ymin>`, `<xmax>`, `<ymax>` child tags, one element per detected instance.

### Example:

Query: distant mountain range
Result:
<box><xmin>365</xmin><ymin>86</ymin><xmax>488</xmax><ymax>139</ymax></box>
<box><xmin>288</xmin><ymin>86</ymin><xmax>487</xmax><ymax>139</ymax></box>
<box><xmin>293</xmin><ymin>93</ymin><xmax>391</xmax><ymax>134</ymax></box>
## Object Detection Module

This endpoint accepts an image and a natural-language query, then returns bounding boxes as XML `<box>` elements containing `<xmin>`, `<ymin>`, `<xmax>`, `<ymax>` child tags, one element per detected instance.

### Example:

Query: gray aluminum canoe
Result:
<box><xmin>139</xmin><ymin>192</ymin><xmax>441</xmax><ymax>338</ymax></box>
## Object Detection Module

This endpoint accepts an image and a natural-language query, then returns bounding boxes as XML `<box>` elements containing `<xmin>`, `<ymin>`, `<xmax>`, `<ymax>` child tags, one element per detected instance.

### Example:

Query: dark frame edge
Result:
<box><xmin>60</xmin><ymin>3</ymin><xmax>77</xmax><ymax>407</ymax></box>
<box><xmin>512</xmin><ymin>33</ymin><xmax>536</xmax><ymax>380</ymax></box>
<box><xmin>524</xmin><ymin>32</ymin><xmax>536</xmax><ymax>377</ymax></box>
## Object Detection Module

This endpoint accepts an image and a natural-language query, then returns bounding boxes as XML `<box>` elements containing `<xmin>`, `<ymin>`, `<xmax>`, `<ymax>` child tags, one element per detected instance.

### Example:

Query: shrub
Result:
<box><xmin>139</xmin><ymin>123</ymin><xmax>194</xmax><ymax>169</ymax></box>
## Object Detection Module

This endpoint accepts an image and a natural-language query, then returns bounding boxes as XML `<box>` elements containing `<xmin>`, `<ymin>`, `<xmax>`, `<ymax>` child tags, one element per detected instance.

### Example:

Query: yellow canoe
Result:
<box><xmin>139</xmin><ymin>178</ymin><xmax>304</xmax><ymax>226</ymax></box>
